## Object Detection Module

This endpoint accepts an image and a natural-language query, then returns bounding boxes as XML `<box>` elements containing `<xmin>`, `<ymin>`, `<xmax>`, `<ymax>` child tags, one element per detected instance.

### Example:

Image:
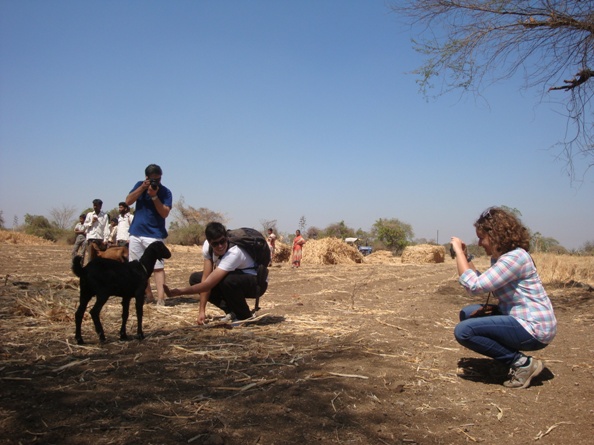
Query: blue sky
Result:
<box><xmin>1</xmin><ymin>0</ymin><xmax>592</xmax><ymax>249</ymax></box>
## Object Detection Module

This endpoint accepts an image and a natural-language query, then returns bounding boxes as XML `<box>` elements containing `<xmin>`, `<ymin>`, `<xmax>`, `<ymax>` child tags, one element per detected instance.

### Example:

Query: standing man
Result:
<box><xmin>72</xmin><ymin>214</ymin><xmax>87</xmax><ymax>258</ymax></box>
<box><xmin>116</xmin><ymin>202</ymin><xmax>134</xmax><ymax>247</ymax></box>
<box><xmin>266</xmin><ymin>228</ymin><xmax>276</xmax><ymax>265</ymax></box>
<box><xmin>125</xmin><ymin>164</ymin><xmax>172</xmax><ymax>305</ymax></box>
<box><xmin>83</xmin><ymin>199</ymin><xmax>110</xmax><ymax>265</ymax></box>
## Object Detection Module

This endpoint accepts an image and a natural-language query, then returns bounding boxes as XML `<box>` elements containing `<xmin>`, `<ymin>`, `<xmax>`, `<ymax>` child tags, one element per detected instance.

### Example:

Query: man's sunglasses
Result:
<box><xmin>209</xmin><ymin>238</ymin><xmax>228</xmax><ymax>248</ymax></box>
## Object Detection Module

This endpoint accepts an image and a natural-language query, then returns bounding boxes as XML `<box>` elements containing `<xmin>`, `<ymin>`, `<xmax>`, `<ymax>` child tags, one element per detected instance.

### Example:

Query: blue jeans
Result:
<box><xmin>454</xmin><ymin>305</ymin><xmax>547</xmax><ymax>366</ymax></box>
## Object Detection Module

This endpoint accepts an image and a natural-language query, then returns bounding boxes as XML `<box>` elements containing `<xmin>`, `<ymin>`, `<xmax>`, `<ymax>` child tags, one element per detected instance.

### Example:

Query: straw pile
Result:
<box><xmin>401</xmin><ymin>244</ymin><xmax>445</xmax><ymax>264</ymax></box>
<box><xmin>273</xmin><ymin>241</ymin><xmax>292</xmax><ymax>263</ymax></box>
<box><xmin>364</xmin><ymin>250</ymin><xmax>400</xmax><ymax>264</ymax></box>
<box><xmin>0</xmin><ymin>230</ymin><xmax>54</xmax><ymax>245</ymax></box>
<box><xmin>301</xmin><ymin>238</ymin><xmax>363</xmax><ymax>265</ymax></box>
<box><xmin>167</xmin><ymin>244</ymin><xmax>202</xmax><ymax>254</ymax></box>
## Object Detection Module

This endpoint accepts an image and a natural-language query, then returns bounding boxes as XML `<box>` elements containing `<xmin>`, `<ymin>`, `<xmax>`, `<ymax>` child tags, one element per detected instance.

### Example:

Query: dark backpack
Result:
<box><xmin>210</xmin><ymin>227</ymin><xmax>271</xmax><ymax>304</ymax></box>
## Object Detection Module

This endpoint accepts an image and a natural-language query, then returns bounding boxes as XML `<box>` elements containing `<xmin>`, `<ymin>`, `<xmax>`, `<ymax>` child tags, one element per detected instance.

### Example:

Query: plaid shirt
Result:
<box><xmin>460</xmin><ymin>248</ymin><xmax>557</xmax><ymax>344</ymax></box>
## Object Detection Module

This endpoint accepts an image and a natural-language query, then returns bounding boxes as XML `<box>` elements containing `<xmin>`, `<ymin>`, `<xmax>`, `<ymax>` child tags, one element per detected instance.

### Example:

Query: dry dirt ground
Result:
<box><xmin>0</xmin><ymin>244</ymin><xmax>593</xmax><ymax>445</ymax></box>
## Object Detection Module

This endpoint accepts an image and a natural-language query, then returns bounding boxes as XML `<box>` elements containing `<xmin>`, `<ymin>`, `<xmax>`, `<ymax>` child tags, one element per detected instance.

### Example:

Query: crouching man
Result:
<box><xmin>165</xmin><ymin>222</ymin><xmax>259</xmax><ymax>324</ymax></box>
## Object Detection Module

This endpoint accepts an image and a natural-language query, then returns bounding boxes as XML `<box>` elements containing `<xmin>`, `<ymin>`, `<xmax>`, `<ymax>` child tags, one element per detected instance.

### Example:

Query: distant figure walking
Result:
<box><xmin>72</xmin><ymin>214</ymin><xmax>87</xmax><ymax>258</ymax></box>
<box><xmin>267</xmin><ymin>228</ymin><xmax>276</xmax><ymax>265</ymax></box>
<box><xmin>292</xmin><ymin>229</ymin><xmax>306</xmax><ymax>268</ymax></box>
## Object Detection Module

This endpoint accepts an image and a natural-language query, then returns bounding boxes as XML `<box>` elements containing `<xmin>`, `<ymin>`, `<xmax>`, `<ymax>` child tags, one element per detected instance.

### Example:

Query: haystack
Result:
<box><xmin>300</xmin><ymin>238</ymin><xmax>363</xmax><ymax>265</ymax></box>
<box><xmin>364</xmin><ymin>250</ymin><xmax>399</xmax><ymax>264</ymax></box>
<box><xmin>273</xmin><ymin>241</ymin><xmax>292</xmax><ymax>263</ymax></box>
<box><xmin>0</xmin><ymin>230</ymin><xmax>54</xmax><ymax>246</ymax></box>
<box><xmin>401</xmin><ymin>244</ymin><xmax>445</xmax><ymax>264</ymax></box>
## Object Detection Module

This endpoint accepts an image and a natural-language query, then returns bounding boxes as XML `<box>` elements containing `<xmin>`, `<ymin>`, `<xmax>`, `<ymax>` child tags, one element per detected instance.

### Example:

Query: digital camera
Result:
<box><xmin>149</xmin><ymin>179</ymin><xmax>159</xmax><ymax>190</ymax></box>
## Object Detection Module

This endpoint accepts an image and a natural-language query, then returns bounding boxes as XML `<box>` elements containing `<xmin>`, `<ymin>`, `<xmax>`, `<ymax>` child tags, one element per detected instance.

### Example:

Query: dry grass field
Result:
<box><xmin>1</xmin><ymin>233</ymin><xmax>593</xmax><ymax>444</ymax></box>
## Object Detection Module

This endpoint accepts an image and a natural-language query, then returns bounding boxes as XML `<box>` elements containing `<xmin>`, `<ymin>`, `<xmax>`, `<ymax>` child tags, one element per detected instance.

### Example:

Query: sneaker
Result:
<box><xmin>220</xmin><ymin>312</ymin><xmax>236</xmax><ymax>323</ymax></box>
<box><xmin>503</xmin><ymin>358</ymin><xmax>544</xmax><ymax>389</ymax></box>
<box><xmin>230</xmin><ymin>315</ymin><xmax>252</xmax><ymax>327</ymax></box>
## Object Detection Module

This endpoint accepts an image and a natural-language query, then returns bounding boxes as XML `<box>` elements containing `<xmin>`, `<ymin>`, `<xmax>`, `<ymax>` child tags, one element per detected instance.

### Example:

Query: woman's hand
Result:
<box><xmin>450</xmin><ymin>237</ymin><xmax>466</xmax><ymax>254</ymax></box>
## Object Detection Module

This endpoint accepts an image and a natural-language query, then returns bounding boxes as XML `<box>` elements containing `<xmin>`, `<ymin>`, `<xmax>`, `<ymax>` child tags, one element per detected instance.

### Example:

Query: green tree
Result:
<box><xmin>23</xmin><ymin>214</ymin><xmax>60</xmax><ymax>241</ymax></box>
<box><xmin>306</xmin><ymin>226</ymin><xmax>321</xmax><ymax>240</ymax></box>
<box><xmin>372</xmin><ymin>218</ymin><xmax>414</xmax><ymax>254</ymax></box>
<box><xmin>396</xmin><ymin>0</ymin><xmax>594</xmax><ymax>177</ymax></box>
<box><xmin>298</xmin><ymin>215</ymin><xmax>307</xmax><ymax>233</ymax></box>
<box><xmin>531</xmin><ymin>232</ymin><xmax>562</xmax><ymax>253</ymax></box>
<box><xmin>320</xmin><ymin>220</ymin><xmax>356</xmax><ymax>239</ymax></box>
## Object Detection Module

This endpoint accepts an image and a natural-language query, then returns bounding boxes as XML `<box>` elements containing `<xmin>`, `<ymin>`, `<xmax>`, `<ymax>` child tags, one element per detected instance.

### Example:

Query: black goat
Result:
<box><xmin>72</xmin><ymin>241</ymin><xmax>171</xmax><ymax>345</ymax></box>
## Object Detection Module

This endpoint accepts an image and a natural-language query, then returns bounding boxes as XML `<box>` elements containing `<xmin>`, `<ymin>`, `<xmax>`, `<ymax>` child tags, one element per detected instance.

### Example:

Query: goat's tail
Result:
<box><xmin>72</xmin><ymin>256</ymin><xmax>84</xmax><ymax>277</ymax></box>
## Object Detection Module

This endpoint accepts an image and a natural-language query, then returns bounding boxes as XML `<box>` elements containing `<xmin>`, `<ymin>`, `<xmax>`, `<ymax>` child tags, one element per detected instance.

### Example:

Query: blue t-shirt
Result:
<box><xmin>128</xmin><ymin>181</ymin><xmax>173</xmax><ymax>239</ymax></box>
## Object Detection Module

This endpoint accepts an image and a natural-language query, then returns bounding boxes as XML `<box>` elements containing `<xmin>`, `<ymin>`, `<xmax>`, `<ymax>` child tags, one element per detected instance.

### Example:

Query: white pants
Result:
<box><xmin>129</xmin><ymin>235</ymin><xmax>165</xmax><ymax>269</ymax></box>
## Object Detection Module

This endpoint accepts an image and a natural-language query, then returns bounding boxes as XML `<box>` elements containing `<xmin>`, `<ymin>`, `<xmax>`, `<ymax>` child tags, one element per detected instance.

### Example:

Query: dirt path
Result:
<box><xmin>0</xmin><ymin>244</ymin><xmax>592</xmax><ymax>444</ymax></box>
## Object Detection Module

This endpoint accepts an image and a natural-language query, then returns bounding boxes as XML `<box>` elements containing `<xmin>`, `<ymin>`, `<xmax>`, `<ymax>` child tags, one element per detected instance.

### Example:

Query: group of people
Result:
<box><xmin>72</xmin><ymin>200</ymin><xmax>134</xmax><ymax>260</ymax></box>
<box><xmin>73</xmin><ymin>164</ymin><xmax>173</xmax><ymax>306</ymax></box>
<box><xmin>73</xmin><ymin>168</ymin><xmax>557</xmax><ymax>389</ymax></box>
<box><xmin>266</xmin><ymin>227</ymin><xmax>306</xmax><ymax>268</ymax></box>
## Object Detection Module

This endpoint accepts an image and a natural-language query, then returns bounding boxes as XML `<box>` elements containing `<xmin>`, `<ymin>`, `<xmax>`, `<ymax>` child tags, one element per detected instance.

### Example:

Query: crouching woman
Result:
<box><xmin>450</xmin><ymin>207</ymin><xmax>556</xmax><ymax>389</ymax></box>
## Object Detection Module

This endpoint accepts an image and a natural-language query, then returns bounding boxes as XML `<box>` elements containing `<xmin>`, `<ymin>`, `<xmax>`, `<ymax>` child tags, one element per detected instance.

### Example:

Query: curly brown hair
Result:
<box><xmin>474</xmin><ymin>207</ymin><xmax>531</xmax><ymax>254</ymax></box>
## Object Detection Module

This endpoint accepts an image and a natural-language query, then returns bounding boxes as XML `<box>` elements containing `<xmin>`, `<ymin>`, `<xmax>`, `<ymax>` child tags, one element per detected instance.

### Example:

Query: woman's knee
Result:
<box><xmin>454</xmin><ymin>321</ymin><xmax>474</xmax><ymax>343</ymax></box>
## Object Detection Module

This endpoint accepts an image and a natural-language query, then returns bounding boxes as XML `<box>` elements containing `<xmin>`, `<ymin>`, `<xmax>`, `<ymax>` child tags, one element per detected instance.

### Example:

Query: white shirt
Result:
<box><xmin>117</xmin><ymin>212</ymin><xmax>134</xmax><ymax>241</ymax></box>
<box><xmin>202</xmin><ymin>240</ymin><xmax>257</xmax><ymax>276</ymax></box>
<box><xmin>84</xmin><ymin>211</ymin><xmax>110</xmax><ymax>241</ymax></box>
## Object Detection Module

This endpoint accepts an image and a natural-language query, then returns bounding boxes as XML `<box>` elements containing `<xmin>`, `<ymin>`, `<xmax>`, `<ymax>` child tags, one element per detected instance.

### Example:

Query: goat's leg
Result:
<box><xmin>74</xmin><ymin>295</ymin><xmax>91</xmax><ymax>345</ymax></box>
<box><xmin>134</xmin><ymin>294</ymin><xmax>145</xmax><ymax>340</ymax></box>
<box><xmin>120</xmin><ymin>297</ymin><xmax>131</xmax><ymax>341</ymax></box>
<box><xmin>89</xmin><ymin>296</ymin><xmax>109</xmax><ymax>343</ymax></box>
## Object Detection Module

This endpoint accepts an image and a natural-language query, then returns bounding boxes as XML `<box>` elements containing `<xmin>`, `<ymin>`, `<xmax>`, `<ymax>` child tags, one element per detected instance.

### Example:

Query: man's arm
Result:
<box><xmin>151</xmin><ymin>195</ymin><xmax>171</xmax><ymax>219</ymax></box>
<box><xmin>125</xmin><ymin>180</ymin><xmax>150</xmax><ymax>206</ymax></box>
<box><xmin>165</xmin><ymin>258</ymin><xmax>229</xmax><ymax>324</ymax></box>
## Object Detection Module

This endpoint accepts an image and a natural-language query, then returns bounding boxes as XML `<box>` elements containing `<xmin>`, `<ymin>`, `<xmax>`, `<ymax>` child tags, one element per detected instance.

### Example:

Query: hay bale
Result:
<box><xmin>301</xmin><ymin>238</ymin><xmax>363</xmax><ymax>265</ymax></box>
<box><xmin>364</xmin><ymin>250</ymin><xmax>399</xmax><ymax>264</ymax></box>
<box><xmin>0</xmin><ymin>230</ymin><xmax>54</xmax><ymax>245</ymax></box>
<box><xmin>401</xmin><ymin>244</ymin><xmax>445</xmax><ymax>264</ymax></box>
<box><xmin>273</xmin><ymin>241</ymin><xmax>292</xmax><ymax>263</ymax></box>
<box><xmin>168</xmin><ymin>244</ymin><xmax>202</xmax><ymax>254</ymax></box>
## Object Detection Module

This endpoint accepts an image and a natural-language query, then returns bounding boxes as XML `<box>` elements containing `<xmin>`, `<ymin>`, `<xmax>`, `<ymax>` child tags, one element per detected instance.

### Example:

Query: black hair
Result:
<box><xmin>145</xmin><ymin>164</ymin><xmax>162</xmax><ymax>177</ymax></box>
<box><xmin>205</xmin><ymin>222</ymin><xmax>227</xmax><ymax>241</ymax></box>
<box><xmin>92</xmin><ymin>199</ymin><xmax>103</xmax><ymax>206</ymax></box>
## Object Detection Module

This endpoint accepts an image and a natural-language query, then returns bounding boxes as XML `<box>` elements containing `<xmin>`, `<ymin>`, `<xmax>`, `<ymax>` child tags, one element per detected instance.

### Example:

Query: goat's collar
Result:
<box><xmin>140</xmin><ymin>262</ymin><xmax>149</xmax><ymax>275</ymax></box>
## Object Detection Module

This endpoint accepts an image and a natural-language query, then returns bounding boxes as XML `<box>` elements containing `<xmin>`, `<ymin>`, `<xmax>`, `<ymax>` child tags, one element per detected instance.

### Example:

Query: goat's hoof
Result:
<box><xmin>99</xmin><ymin>336</ymin><xmax>107</xmax><ymax>344</ymax></box>
<box><xmin>76</xmin><ymin>337</ymin><xmax>85</xmax><ymax>345</ymax></box>
<box><xmin>119</xmin><ymin>334</ymin><xmax>130</xmax><ymax>342</ymax></box>
<box><xmin>134</xmin><ymin>333</ymin><xmax>145</xmax><ymax>341</ymax></box>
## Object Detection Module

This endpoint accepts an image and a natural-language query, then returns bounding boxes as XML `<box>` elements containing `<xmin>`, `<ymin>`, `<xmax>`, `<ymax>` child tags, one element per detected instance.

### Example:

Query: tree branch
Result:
<box><xmin>549</xmin><ymin>68</ymin><xmax>594</xmax><ymax>91</ymax></box>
